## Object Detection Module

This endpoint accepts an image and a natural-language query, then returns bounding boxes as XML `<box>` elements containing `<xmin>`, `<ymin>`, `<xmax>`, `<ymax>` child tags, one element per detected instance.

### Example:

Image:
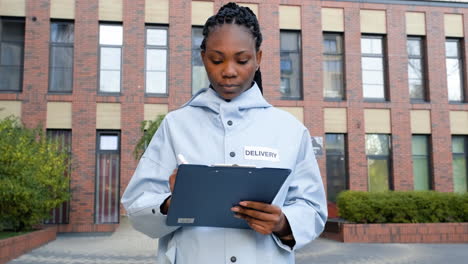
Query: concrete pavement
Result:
<box><xmin>8</xmin><ymin>218</ymin><xmax>468</xmax><ymax>264</ymax></box>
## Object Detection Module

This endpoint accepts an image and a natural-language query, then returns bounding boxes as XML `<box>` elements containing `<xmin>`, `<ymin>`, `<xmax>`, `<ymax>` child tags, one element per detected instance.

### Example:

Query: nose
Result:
<box><xmin>222</xmin><ymin>62</ymin><xmax>237</xmax><ymax>78</ymax></box>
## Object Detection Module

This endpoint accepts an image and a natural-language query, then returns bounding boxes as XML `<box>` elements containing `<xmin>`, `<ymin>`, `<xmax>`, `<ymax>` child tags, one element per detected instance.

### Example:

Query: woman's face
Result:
<box><xmin>201</xmin><ymin>24</ymin><xmax>262</xmax><ymax>100</ymax></box>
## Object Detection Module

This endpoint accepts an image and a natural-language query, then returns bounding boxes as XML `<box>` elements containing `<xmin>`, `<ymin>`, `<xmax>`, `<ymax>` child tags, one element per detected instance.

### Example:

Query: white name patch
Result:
<box><xmin>178</xmin><ymin>218</ymin><xmax>195</xmax><ymax>224</ymax></box>
<box><xmin>244</xmin><ymin>146</ymin><xmax>280</xmax><ymax>162</ymax></box>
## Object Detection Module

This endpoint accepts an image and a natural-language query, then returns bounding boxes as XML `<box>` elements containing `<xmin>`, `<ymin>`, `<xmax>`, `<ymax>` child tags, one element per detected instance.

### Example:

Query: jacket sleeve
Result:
<box><xmin>121</xmin><ymin>117</ymin><xmax>180</xmax><ymax>238</ymax></box>
<box><xmin>272</xmin><ymin>129</ymin><xmax>328</xmax><ymax>251</ymax></box>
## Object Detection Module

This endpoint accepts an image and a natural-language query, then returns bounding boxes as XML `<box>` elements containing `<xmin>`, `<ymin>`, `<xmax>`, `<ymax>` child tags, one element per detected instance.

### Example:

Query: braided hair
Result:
<box><xmin>200</xmin><ymin>2</ymin><xmax>263</xmax><ymax>93</ymax></box>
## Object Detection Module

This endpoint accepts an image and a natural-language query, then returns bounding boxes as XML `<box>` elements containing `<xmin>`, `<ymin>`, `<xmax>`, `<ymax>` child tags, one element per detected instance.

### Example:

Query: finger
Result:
<box><xmin>231</xmin><ymin>206</ymin><xmax>280</xmax><ymax>222</ymax></box>
<box><xmin>248</xmin><ymin>222</ymin><xmax>272</xmax><ymax>235</ymax></box>
<box><xmin>234</xmin><ymin>212</ymin><xmax>276</xmax><ymax>235</ymax></box>
<box><xmin>169</xmin><ymin>169</ymin><xmax>178</xmax><ymax>192</ymax></box>
<box><xmin>239</xmin><ymin>201</ymin><xmax>281</xmax><ymax>215</ymax></box>
<box><xmin>233</xmin><ymin>211</ymin><xmax>277</xmax><ymax>232</ymax></box>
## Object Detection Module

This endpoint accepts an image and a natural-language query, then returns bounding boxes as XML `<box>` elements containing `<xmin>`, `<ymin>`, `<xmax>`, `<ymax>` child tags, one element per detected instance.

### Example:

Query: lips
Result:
<box><xmin>219</xmin><ymin>84</ymin><xmax>241</xmax><ymax>88</ymax></box>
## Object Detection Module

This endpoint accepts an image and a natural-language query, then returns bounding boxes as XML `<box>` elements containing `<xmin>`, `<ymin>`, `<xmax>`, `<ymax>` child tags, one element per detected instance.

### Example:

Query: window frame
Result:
<box><xmin>412</xmin><ymin>134</ymin><xmax>433</xmax><ymax>190</ymax></box>
<box><xmin>452</xmin><ymin>135</ymin><xmax>468</xmax><ymax>193</ymax></box>
<box><xmin>323</xmin><ymin>32</ymin><xmax>345</xmax><ymax>101</ymax></box>
<box><xmin>325</xmin><ymin>133</ymin><xmax>349</xmax><ymax>202</ymax></box>
<box><xmin>407</xmin><ymin>36</ymin><xmax>428</xmax><ymax>103</ymax></box>
<box><xmin>280</xmin><ymin>29</ymin><xmax>303</xmax><ymax>100</ymax></box>
<box><xmin>48</xmin><ymin>20</ymin><xmax>74</xmax><ymax>94</ymax></box>
<box><xmin>45</xmin><ymin>129</ymin><xmax>72</xmax><ymax>224</ymax></box>
<box><xmin>365</xmin><ymin>134</ymin><xmax>393</xmax><ymax>191</ymax></box>
<box><xmin>0</xmin><ymin>17</ymin><xmax>25</xmax><ymax>93</ymax></box>
<box><xmin>445</xmin><ymin>38</ymin><xmax>466</xmax><ymax>103</ymax></box>
<box><xmin>98</xmin><ymin>23</ymin><xmax>123</xmax><ymax>95</ymax></box>
<box><xmin>95</xmin><ymin>130</ymin><xmax>121</xmax><ymax>224</ymax></box>
<box><xmin>145</xmin><ymin>25</ymin><xmax>169</xmax><ymax>97</ymax></box>
<box><xmin>361</xmin><ymin>34</ymin><xmax>388</xmax><ymax>102</ymax></box>
<box><xmin>191</xmin><ymin>26</ymin><xmax>209</xmax><ymax>95</ymax></box>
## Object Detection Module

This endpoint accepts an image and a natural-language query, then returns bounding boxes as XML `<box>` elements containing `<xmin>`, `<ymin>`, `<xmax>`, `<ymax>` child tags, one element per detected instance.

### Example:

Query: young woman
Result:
<box><xmin>122</xmin><ymin>3</ymin><xmax>327</xmax><ymax>264</ymax></box>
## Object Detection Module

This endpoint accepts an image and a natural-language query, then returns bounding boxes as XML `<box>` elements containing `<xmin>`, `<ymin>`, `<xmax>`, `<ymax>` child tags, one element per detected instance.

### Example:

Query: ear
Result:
<box><xmin>255</xmin><ymin>49</ymin><xmax>262</xmax><ymax>69</ymax></box>
<box><xmin>201</xmin><ymin>50</ymin><xmax>206</xmax><ymax>63</ymax></box>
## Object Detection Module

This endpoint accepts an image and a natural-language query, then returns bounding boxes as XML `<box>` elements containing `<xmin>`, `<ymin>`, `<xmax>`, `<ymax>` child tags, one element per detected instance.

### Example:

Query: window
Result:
<box><xmin>95</xmin><ymin>131</ymin><xmax>120</xmax><ymax>223</ymax></box>
<box><xmin>452</xmin><ymin>136</ymin><xmax>467</xmax><ymax>193</ymax></box>
<box><xmin>407</xmin><ymin>37</ymin><xmax>426</xmax><ymax>101</ymax></box>
<box><xmin>49</xmin><ymin>21</ymin><xmax>74</xmax><ymax>93</ymax></box>
<box><xmin>412</xmin><ymin>135</ymin><xmax>432</xmax><ymax>190</ymax></box>
<box><xmin>0</xmin><ymin>18</ymin><xmax>25</xmax><ymax>92</ymax></box>
<box><xmin>280</xmin><ymin>31</ymin><xmax>302</xmax><ymax>99</ymax></box>
<box><xmin>192</xmin><ymin>27</ymin><xmax>209</xmax><ymax>95</ymax></box>
<box><xmin>45</xmin><ymin>130</ymin><xmax>72</xmax><ymax>224</ymax></box>
<box><xmin>323</xmin><ymin>33</ymin><xmax>344</xmax><ymax>100</ymax></box>
<box><xmin>146</xmin><ymin>26</ymin><xmax>168</xmax><ymax>95</ymax></box>
<box><xmin>446</xmin><ymin>39</ymin><xmax>465</xmax><ymax>102</ymax></box>
<box><xmin>366</xmin><ymin>134</ymin><xmax>391</xmax><ymax>191</ymax></box>
<box><xmin>361</xmin><ymin>36</ymin><xmax>386</xmax><ymax>100</ymax></box>
<box><xmin>325</xmin><ymin>134</ymin><xmax>347</xmax><ymax>202</ymax></box>
<box><xmin>99</xmin><ymin>24</ymin><xmax>122</xmax><ymax>93</ymax></box>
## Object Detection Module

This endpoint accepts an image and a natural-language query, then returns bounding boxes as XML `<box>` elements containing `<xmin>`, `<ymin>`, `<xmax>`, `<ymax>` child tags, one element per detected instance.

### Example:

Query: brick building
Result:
<box><xmin>0</xmin><ymin>0</ymin><xmax>467</xmax><ymax>231</ymax></box>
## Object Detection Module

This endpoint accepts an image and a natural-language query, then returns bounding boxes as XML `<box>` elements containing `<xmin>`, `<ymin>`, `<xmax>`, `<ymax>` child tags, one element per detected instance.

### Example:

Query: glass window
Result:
<box><xmin>0</xmin><ymin>18</ymin><xmax>25</xmax><ymax>91</ymax></box>
<box><xmin>325</xmin><ymin>134</ymin><xmax>347</xmax><ymax>202</ymax></box>
<box><xmin>280</xmin><ymin>31</ymin><xmax>302</xmax><ymax>99</ymax></box>
<box><xmin>361</xmin><ymin>36</ymin><xmax>386</xmax><ymax>100</ymax></box>
<box><xmin>99</xmin><ymin>25</ymin><xmax>123</xmax><ymax>45</ymax></box>
<box><xmin>99</xmin><ymin>24</ymin><xmax>122</xmax><ymax>93</ymax></box>
<box><xmin>452</xmin><ymin>136</ymin><xmax>467</xmax><ymax>193</ymax></box>
<box><xmin>407</xmin><ymin>37</ymin><xmax>426</xmax><ymax>101</ymax></box>
<box><xmin>446</xmin><ymin>39</ymin><xmax>464</xmax><ymax>102</ymax></box>
<box><xmin>146</xmin><ymin>27</ymin><xmax>168</xmax><ymax>94</ymax></box>
<box><xmin>323</xmin><ymin>33</ymin><xmax>344</xmax><ymax>100</ymax></box>
<box><xmin>192</xmin><ymin>27</ymin><xmax>209</xmax><ymax>95</ymax></box>
<box><xmin>95</xmin><ymin>131</ymin><xmax>120</xmax><ymax>224</ymax></box>
<box><xmin>366</xmin><ymin>134</ymin><xmax>391</xmax><ymax>191</ymax></box>
<box><xmin>412</xmin><ymin>135</ymin><xmax>431</xmax><ymax>190</ymax></box>
<box><xmin>49</xmin><ymin>22</ymin><xmax>74</xmax><ymax>93</ymax></box>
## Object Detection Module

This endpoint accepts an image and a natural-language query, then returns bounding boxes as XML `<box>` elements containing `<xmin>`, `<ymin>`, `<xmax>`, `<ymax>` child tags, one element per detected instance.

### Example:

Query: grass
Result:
<box><xmin>0</xmin><ymin>231</ymin><xmax>31</xmax><ymax>240</ymax></box>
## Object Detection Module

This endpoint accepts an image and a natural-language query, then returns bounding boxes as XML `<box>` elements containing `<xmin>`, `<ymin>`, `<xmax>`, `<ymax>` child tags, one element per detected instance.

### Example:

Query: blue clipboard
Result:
<box><xmin>166</xmin><ymin>164</ymin><xmax>291</xmax><ymax>229</ymax></box>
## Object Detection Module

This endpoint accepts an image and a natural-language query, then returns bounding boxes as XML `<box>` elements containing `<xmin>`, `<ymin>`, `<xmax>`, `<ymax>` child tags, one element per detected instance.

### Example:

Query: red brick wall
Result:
<box><xmin>341</xmin><ymin>223</ymin><xmax>468</xmax><ymax>243</ymax></box>
<box><xmin>21</xmin><ymin>0</ymin><xmax>49</xmax><ymax>129</ymax></box>
<box><xmin>120</xmin><ymin>0</ymin><xmax>145</xmax><ymax>214</ymax></box>
<box><xmin>0</xmin><ymin>0</ymin><xmax>467</xmax><ymax>230</ymax></box>
<box><xmin>0</xmin><ymin>226</ymin><xmax>57</xmax><ymax>264</ymax></box>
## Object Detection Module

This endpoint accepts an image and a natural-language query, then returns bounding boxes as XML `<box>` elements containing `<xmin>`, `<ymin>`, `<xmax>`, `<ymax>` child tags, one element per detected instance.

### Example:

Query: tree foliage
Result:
<box><xmin>133</xmin><ymin>114</ymin><xmax>165</xmax><ymax>160</ymax></box>
<box><xmin>0</xmin><ymin>117</ymin><xmax>70</xmax><ymax>231</ymax></box>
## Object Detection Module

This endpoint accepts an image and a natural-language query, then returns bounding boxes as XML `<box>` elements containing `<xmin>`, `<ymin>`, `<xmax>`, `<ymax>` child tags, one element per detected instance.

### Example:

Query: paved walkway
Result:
<box><xmin>8</xmin><ymin>218</ymin><xmax>468</xmax><ymax>264</ymax></box>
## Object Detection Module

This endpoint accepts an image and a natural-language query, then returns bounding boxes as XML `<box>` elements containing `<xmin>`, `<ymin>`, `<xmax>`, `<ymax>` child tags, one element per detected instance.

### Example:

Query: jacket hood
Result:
<box><xmin>184</xmin><ymin>83</ymin><xmax>271</xmax><ymax>114</ymax></box>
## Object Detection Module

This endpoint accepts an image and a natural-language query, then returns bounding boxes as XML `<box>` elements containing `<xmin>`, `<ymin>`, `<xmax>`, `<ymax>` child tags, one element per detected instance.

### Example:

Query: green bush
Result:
<box><xmin>337</xmin><ymin>190</ymin><xmax>468</xmax><ymax>223</ymax></box>
<box><xmin>0</xmin><ymin>117</ymin><xmax>70</xmax><ymax>232</ymax></box>
<box><xmin>133</xmin><ymin>114</ymin><xmax>165</xmax><ymax>160</ymax></box>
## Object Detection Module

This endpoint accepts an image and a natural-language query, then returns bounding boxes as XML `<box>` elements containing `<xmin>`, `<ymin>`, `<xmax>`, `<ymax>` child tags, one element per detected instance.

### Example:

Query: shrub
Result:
<box><xmin>0</xmin><ymin>117</ymin><xmax>70</xmax><ymax>231</ymax></box>
<box><xmin>337</xmin><ymin>190</ymin><xmax>468</xmax><ymax>223</ymax></box>
<box><xmin>133</xmin><ymin>114</ymin><xmax>165</xmax><ymax>160</ymax></box>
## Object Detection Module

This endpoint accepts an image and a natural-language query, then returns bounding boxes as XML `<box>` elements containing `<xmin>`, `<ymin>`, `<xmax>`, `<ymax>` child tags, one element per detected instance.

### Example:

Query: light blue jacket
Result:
<box><xmin>121</xmin><ymin>83</ymin><xmax>327</xmax><ymax>264</ymax></box>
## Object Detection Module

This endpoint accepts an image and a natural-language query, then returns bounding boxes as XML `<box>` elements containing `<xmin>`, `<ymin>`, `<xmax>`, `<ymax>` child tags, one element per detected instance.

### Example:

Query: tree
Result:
<box><xmin>133</xmin><ymin>114</ymin><xmax>166</xmax><ymax>160</ymax></box>
<box><xmin>0</xmin><ymin>117</ymin><xmax>70</xmax><ymax>231</ymax></box>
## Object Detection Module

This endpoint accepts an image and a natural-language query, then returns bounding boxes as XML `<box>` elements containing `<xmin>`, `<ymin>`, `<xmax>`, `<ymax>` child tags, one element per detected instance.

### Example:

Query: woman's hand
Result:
<box><xmin>231</xmin><ymin>201</ymin><xmax>292</xmax><ymax>237</ymax></box>
<box><xmin>169</xmin><ymin>168</ymin><xmax>177</xmax><ymax>193</ymax></box>
<box><xmin>161</xmin><ymin>169</ymin><xmax>178</xmax><ymax>215</ymax></box>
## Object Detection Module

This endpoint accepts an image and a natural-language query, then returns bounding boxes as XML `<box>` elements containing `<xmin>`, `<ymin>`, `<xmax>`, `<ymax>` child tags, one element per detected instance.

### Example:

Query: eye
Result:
<box><xmin>212</xmin><ymin>60</ymin><xmax>222</xmax><ymax>65</ymax></box>
<box><xmin>238</xmin><ymin>60</ymin><xmax>248</xmax><ymax>65</ymax></box>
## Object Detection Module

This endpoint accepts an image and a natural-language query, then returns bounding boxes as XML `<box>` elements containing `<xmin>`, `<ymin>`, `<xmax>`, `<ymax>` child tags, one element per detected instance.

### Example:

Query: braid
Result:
<box><xmin>200</xmin><ymin>2</ymin><xmax>263</xmax><ymax>93</ymax></box>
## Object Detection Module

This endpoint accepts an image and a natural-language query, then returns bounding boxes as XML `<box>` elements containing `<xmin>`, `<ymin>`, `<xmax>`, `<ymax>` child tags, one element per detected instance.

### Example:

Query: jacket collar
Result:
<box><xmin>184</xmin><ymin>82</ymin><xmax>271</xmax><ymax>114</ymax></box>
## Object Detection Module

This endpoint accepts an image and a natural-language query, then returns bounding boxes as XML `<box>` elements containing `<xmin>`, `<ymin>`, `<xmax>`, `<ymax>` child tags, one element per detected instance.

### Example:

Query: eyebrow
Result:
<box><xmin>208</xmin><ymin>50</ymin><xmax>249</xmax><ymax>56</ymax></box>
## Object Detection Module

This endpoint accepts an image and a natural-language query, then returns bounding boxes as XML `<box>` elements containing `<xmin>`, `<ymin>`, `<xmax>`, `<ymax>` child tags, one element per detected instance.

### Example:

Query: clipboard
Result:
<box><xmin>166</xmin><ymin>164</ymin><xmax>291</xmax><ymax>229</ymax></box>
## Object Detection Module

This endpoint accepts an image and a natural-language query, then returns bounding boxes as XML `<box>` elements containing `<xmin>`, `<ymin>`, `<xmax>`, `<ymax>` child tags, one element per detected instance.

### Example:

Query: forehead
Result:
<box><xmin>205</xmin><ymin>23</ymin><xmax>256</xmax><ymax>52</ymax></box>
